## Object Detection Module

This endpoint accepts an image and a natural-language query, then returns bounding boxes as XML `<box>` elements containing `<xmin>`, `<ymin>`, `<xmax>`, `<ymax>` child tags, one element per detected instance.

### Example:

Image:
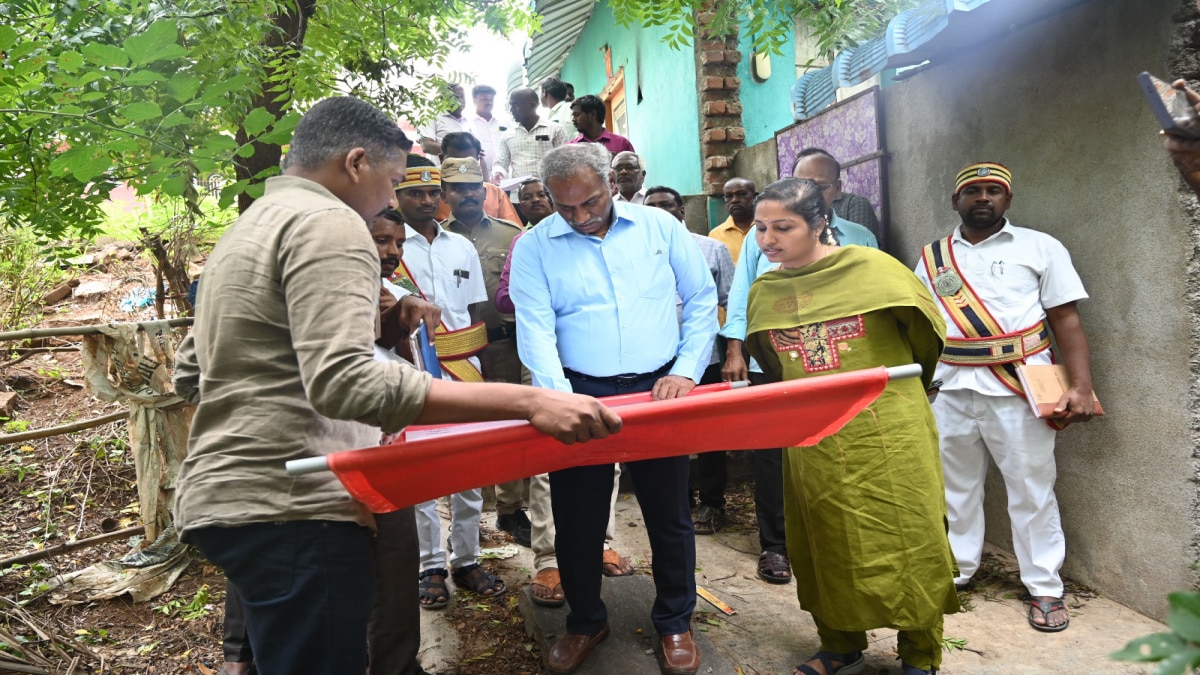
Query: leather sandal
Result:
<box><xmin>1028</xmin><ymin>596</ymin><xmax>1070</xmax><ymax>632</ymax></box>
<box><xmin>601</xmin><ymin>548</ymin><xmax>635</xmax><ymax>577</ymax></box>
<box><xmin>757</xmin><ymin>551</ymin><xmax>792</xmax><ymax>584</ymax></box>
<box><xmin>452</xmin><ymin>563</ymin><xmax>507</xmax><ymax>597</ymax></box>
<box><xmin>693</xmin><ymin>505</ymin><xmax>725</xmax><ymax>535</ymax></box>
<box><xmin>530</xmin><ymin>567</ymin><xmax>565</xmax><ymax>607</ymax></box>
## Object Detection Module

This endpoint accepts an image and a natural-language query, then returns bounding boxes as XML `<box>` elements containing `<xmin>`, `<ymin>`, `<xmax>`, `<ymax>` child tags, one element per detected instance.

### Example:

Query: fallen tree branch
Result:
<box><xmin>0</xmin><ymin>411</ymin><xmax>127</xmax><ymax>445</ymax></box>
<box><xmin>0</xmin><ymin>526</ymin><xmax>146</xmax><ymax>570</ymax></box>
<box><xmin>0</xmin><ymin>318</ymin><xmax>193</xmax><ymax>343</ymax></box>
<box><xmin>0</xmin><ymin>659</ymin><xmax>50</xmax><ymax>674</ymax></box>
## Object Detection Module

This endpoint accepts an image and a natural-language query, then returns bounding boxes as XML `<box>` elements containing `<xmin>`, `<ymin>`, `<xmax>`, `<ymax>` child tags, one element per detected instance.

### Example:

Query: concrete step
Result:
<box><xmin>518</xmin><ymin>573</ymin><xmax>736</xmax><ymax>674</ymax></box>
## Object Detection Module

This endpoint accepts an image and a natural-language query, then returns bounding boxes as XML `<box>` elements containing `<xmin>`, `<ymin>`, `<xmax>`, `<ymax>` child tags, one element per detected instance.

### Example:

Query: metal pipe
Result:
<box><xmin>286</xmin><ymin>456</ymin><xmax>329</xmax><ymax>476</ymax></box>
<box><xmin>885</xmin><ymin>363</ymin><xmax>923</xmax><ymax>381</ymax></box>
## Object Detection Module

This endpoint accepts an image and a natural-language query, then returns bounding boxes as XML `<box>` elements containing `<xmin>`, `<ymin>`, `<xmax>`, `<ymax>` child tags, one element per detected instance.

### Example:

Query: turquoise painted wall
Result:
<box><xmin>736</xmin><ymin>28</ymin><xmax>797</xmax><ymax>148</ymax></box>
<box><xmin>558</xmin><ymin>3</ymin><xmax>702</xmax><ymax>195</ymax></box>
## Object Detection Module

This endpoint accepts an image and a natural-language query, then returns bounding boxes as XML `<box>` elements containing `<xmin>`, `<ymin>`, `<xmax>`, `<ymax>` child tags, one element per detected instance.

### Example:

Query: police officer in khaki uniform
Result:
<box><xmin>440</xmin><ymin>157</ymin><xmax>532</xmax><ymax>544</ymax></box>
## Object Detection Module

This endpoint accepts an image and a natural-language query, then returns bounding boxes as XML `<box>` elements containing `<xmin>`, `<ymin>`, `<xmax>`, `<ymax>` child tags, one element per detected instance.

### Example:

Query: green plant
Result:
<box><xmin>1113</xmin><ymin>591</ymin><xmax>1200</xmax><ymax>674</ymax></box>
<box><xmin>942</xmin><ymin>636</ymin><xmax>968</xmax><ymax>652</ymax></box>
<box><xmin>153</xmin><ymin>584</ymin><xmax>212</xmax><ymax>620</ymax></box>
<box><xmin>0</xmin><ymin>227</ymin><xmax>68</xmax><ymax>332</ymax></box>
<box><xmin>2</xmin><ymin>418</ymin><xmax>30</xmax><ymax>433</ymax></box>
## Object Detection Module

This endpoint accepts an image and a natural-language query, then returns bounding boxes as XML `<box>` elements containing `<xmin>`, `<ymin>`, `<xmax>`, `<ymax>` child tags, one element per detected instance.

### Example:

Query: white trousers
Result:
<box><xmin>416</xmin><ymin>489</ymin><xmax>483</xmax><ymax>571</ymax></box>
<box><xmin>529</xmin><ymin>465</ymin><xmax>622</xmax><ymax>571</ymax></box>
<box><xmin>932</xmin><ymin>389</ymin><xmax>1065</xmax><ymax>597</ymax></box>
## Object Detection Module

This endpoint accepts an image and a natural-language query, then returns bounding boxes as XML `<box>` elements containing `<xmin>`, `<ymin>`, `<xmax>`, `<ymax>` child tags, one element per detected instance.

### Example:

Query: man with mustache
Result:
<box><xmin>510</xmin><ymin>143</ymin><xmax>718</xmax><ymax>675</ymax></box>
<box><xmin>441</xmin><ymin>157</ymin><xmax>531</xmax><ymax>546</ymax></box>
<box><xmin>567</xmin><ymin>94</ymin><xmax>635</xmax><ymax>156</ymax></box>
<box><xmin>395</xmin><ymin>156</ymin><xmax>505</xmax><ymax>610</ymax></box>
<box><xmin>610</xmin><ymin>151</ymin><xmax>647</xmax><ymax>204</ymax></box>
<box><xmin>914</xmin><ymin>162</ymin><xmax>1097</xmax><ymax>634</ymax></box>
<box><xmin>433</xmin><ymin>132</ymin><xmax>520</xmax><ymax>224</ymax></box>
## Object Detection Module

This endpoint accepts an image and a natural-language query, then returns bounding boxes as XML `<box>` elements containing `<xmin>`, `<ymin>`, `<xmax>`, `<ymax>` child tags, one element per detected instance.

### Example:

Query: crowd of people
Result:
<box><xmin>176</xmin><ymin>76</ymin><xmax>1102</xmax><ymax>675</ymax></box>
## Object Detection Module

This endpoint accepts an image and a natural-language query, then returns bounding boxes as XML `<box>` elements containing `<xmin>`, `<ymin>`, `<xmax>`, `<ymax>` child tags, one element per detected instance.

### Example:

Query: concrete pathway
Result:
<box><xmin>422</xmin><ymin>490</ymin><xmax>1164</xmax><ymax>674</ymax></box>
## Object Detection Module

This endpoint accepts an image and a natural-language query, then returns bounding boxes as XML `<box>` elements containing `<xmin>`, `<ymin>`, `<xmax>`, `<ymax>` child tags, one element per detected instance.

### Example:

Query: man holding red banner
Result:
<box><xmin>174</xmin><ymin>97</ymin><xmax>621</xmax><ymax>675</ymax></box>
<box><xmin>510</xmin><ymin>142</ymin><xmax>718</xmax><ymax>675</ymax></box>
<box><xmin>915</xmin><ymin>162</ymin><xmax>1097</xmax><ymax>634</ymax></box>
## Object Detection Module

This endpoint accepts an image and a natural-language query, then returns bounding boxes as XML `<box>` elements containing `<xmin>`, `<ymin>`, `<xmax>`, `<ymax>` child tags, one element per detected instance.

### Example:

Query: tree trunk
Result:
<box><xmin>234</xmin><ymin>0</ymin><xmax>318</xmax><ymax>213</ymax></box>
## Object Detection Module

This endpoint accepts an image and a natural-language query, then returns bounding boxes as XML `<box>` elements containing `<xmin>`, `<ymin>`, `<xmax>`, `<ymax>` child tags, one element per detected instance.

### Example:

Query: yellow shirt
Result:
<box><xmin>708</xmin><ymin>216</ymin><xmax>753</xmax><ymax>266</ymax></box>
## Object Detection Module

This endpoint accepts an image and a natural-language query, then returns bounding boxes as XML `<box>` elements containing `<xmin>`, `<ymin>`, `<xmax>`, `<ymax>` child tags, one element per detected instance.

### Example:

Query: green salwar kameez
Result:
<box><xmin>744</xmin><ymin>246</ymin><xmax>959</xmax><ymax>671</ymax></box>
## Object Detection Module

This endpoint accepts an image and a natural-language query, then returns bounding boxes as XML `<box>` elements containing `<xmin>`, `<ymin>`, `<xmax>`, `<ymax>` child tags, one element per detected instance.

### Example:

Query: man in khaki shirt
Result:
<box><xmin>174</xmin><ymin>96</ymin><xmax>621</xmax><ymax>675</ymax></box>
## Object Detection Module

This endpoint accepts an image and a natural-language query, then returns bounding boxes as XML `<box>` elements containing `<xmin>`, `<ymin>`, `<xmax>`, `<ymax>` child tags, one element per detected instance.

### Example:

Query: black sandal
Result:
<box><xmin>757</xmin><ymin>551</ymin><xmax>792</xmax><ymax>584</ymax></box>
<box><xmin>452</xmin><ymin>563</ymin><xmax>507</xmax><ymax>597</ymax></box>
<box><xmin>1028</xmin><ymin>597</ymin><xmax>1070</xmax><ymax>632</ymax></box>
<box><xmin>418</xmin><ymin>567</ymin><xmax>450</xmax><ymax>610</ymax></box>
<box><xmin>794</xmin><ymin>650</ymin><xmax>865</xmax><ymax>675</ymax></box>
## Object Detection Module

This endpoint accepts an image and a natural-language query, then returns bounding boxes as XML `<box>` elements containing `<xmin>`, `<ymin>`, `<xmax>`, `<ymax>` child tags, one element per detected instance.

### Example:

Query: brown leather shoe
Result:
<box><xmin>545</xmin><ymin>624</ymin><xmax>609</xmax><ymax>673</ymax></box>
<box><xmin>655</xmin><ymin>630</ymin><xmax>700</xmax><ymax>675</ymax></box>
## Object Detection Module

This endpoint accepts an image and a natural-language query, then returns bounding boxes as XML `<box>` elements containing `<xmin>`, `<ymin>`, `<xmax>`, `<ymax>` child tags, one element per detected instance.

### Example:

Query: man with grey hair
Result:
<box><xmin>611</xmin><ymin>151</ymin><xmax>647</xmax><ymax>204</ymax></box>
<box><xmin>174</xmin><ymin>97</ymin><xmax>621</xmax><ymax>675</ymax></box>
<box><xmin>510</xmin><ymin>142</ymin><xmax>718</xmax><ymax>675</ymax></box>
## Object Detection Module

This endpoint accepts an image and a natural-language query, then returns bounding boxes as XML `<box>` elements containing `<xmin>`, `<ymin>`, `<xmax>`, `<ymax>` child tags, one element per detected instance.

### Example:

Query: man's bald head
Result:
<box><xmin>509</xmin><ymin>87</ymin><xmax>540</xmax><ymax>127</ymax></box>
<box><xmin>792</xmin><ymin>149</ymin><xmax>842</xmax><ymax>208</ymax></box>
<box><xmin>722</xmin><ymin>177</ymin><xmax>757</xmax><ymax>225</ymax></box>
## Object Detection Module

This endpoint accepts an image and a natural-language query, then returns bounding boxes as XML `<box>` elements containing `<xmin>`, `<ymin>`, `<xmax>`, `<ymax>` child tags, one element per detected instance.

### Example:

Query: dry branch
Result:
<box><xmin>0</xmin><ymin>411</ymin><xmax>127</xmax><ymax>445</ymax></box>
<box><xmin>0</xmin><ymin>318</ymin><xmax>193</xmax><ymax>343</ymax></box>
<box><xmin>0</xmin><ymin>526</ymin><xmax>146</xmax><ymax>570</ymax></box>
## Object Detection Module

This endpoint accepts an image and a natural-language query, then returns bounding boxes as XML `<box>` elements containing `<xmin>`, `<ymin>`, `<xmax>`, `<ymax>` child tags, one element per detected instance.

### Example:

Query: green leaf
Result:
<box><xmin>125</xmin><ymin>70</ymin><xmax>166</xmax><ymax>86</ymax></box>
<box><xmin>0</xmin><ymin>25</ymin><xmax>16</xmax><ymax>52</ymax></box>
<box><xmin>81</xmin><ymin>43</ymin><xmax>129</xmax><ymax>68</ymax></box>
<box><xmin>235</xmin><ymin>144</ymin><xmax>256</xmax><ymax>158</ymax></box>
<box><xmin>58</xmin><ymin>51</ymin><xmax>85</xmax><ymax>73</ymax></box>
<box><xmin>160</xmin><ymin>174</ymin><xmax>188</xmax><ymax>197</ymax></box>
<box><xmin>1168</xmin><ymin>592</ymin><xmax>1200</xmax><ymax>643</ymax></box>
<box><xmin>1111</xmin><ymin>632</ymin><xmax>1184</xmax><ymax>662</ymax></box>
<box><xmin>123</xmin><ymin>19</ymin><xmax>181</xmax><ymax>66</ymax></box>
<box><xmin>245</xmin><ymin>181</ymin><xmax>266</xmax><ymax>199</ymax></box>
<box><xmin>52</xmin><ymin>148</ymin><xmax>111</xmax><ymax>183</ymax></box>
<box><xmin>121</xmin><ymin>101</ymin><xmax>162</xmax><ymax>122</ymax></box>
<box><xmin>167</xmin><ymin>73</ymin><xmax>200</xmax><ymax>102</ymax></box>
<box><xmin>202</xmin><ymin>135</ymin><xmax>237</xmax><ymax>154</ymax></box>
<box><xmin>241</xmin><ymin>107</ymin><xmax>275</xmax><ymax>137</ymax></box>
<box><xmin>159</xmin><ymin>109</ymin><xmax>191</xmax><ymax>129</ymax></box>
<box><xmin>1156</xmin><ymin>647</ymin><xmax>1200</xmax><ymax>675</ymax></box>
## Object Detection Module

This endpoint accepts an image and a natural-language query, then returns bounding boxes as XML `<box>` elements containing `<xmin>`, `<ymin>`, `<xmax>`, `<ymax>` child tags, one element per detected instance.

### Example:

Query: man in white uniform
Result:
<box><xmin>394</xmin><ymin>158</ymin><xmax>506</xmax><ymax>609</ymax></box>
<box><xmin>914</xmin><ymin>162</ymin><xmax>1098</xmax><ymax>633</ymax></box>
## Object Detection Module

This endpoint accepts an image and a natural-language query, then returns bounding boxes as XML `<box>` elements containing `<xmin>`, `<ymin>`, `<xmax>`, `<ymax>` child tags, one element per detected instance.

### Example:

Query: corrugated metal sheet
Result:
<box><xmin>791</xmin><ymin>0</ymin><xmax>1094</xmax><ymax>121</ymax></box>
<box><xmin>525</xmin><ymin>0</ymin><xmax>597</xmax><ymax>87</ymax></box>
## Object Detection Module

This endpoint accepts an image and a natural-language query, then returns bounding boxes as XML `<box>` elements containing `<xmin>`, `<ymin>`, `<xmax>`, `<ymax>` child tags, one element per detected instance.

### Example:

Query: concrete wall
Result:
<box><xmin>559</xmin><ymin>2</ymin><xmax>703</xmax><ymax>194</ymax></box>
<box><xmin>882</xmin><ymin>0</ymin><xmax>1196</xmax><ymax>619</ymax></box>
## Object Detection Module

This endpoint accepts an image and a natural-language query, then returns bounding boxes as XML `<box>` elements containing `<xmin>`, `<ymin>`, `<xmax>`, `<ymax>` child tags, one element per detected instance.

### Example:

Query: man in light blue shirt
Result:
<box><xmin>510</xmin><ymin>143</ymin><xmax>717</xmax><ymax>675</ymax></box>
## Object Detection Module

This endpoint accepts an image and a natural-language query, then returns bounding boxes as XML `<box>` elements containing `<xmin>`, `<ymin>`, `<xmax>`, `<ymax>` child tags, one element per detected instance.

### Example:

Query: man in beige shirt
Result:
<box><xmin>174</xmin><ymin>96</ymin><xmax>620</xmax><ymax>675</ymax></box>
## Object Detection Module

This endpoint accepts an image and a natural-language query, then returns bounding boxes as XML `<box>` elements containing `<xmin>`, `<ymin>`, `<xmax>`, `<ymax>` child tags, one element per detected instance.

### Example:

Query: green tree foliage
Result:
<box><xmin>610</xmin><ymin>0</ymin><xmax>914</xmax><ymax>58</ymax></box>
<box><xmin>0</xmin><ymin>0</ymin><xmax>535</xmax><ymax>241</ymax></box>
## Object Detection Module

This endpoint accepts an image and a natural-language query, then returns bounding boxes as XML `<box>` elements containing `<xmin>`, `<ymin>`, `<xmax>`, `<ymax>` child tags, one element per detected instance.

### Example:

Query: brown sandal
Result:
<box><xmin>757</xmin><ymin>551</ymin><xmax>792</xmax><ymax>584</ymax></box>
<box><xmin>530</xmin><ymin>567</ymin><xmax>566</xmax><ymax>607</ymax></box>
<box><xmin>601</xmin><ymin>548</ymin><xmax>635</xmax><ymax>577</ymax></box>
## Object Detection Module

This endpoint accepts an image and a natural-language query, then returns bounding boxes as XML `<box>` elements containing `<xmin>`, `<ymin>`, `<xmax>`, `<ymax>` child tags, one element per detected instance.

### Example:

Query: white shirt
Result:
<box><xmin>913</xmin><ymin>220</ymin><xmax>1088</xmax><ymax>397</ymax></box>
<box><xmin>401</xmin><ymin>224</ymin><xmax>487</xmax><ymax>375</ymax></box>
<box><xmin>468</xmin><ymin>113</ymin><xmax>507</xmax><ymax>179</ymax></box>
<box><xmin>418</xmin><ymin>113</ymin><xmax>467</xmax><ymax>163</ymax></box>
<box><xmin>614</xmin><ymin>188</ymin><xmax>647</xmax><ymax>205</ymax></box>
<box><xmin>494</xmin><ymin>118</ymin><xmax>568</xmax><ymax>179</ymax></box>
<box><xmin>546</xmin><ymin>100</ymin><xmax>577</xmax><ymax>138</ymax></box>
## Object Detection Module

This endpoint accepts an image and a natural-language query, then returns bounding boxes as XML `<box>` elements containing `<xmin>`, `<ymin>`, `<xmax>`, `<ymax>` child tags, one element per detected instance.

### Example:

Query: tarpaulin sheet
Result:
<box><xmin>328</xmin><ymin>367</ymin><xmax>892</xmax><ymax>512</ymax></box>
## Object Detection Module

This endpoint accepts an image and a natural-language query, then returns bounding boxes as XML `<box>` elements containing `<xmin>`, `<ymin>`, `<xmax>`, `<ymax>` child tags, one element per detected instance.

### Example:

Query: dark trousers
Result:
<box><xmin>692</xmin><ymin>363</ymin><xmax>728</xmax><ymax>509</ymax></box>
<box><xmin>214</xmin><ymin>510</ymin><xmax>425</xmax><ymax>675</ymax></box>
<box><xmin>692</xmin><ymin>371</ymin><xmax>787</xmax><ymax>555</ymax></box>
<box><xmin>193</xmin><ymin>521</ymin><xmax>376</xmax><ymax>675</ymax></box>
<box><xmin>552</xmin><ymin>372</ymin><xmax>696</xmax><ymax>637</ymax></box>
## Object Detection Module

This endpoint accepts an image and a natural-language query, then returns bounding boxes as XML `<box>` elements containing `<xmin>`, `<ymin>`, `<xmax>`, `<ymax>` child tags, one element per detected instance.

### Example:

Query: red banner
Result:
<box><xmin>328</xmin><ymin>367</ymin><xmax>892</xmax><ymax>512</ymax></box>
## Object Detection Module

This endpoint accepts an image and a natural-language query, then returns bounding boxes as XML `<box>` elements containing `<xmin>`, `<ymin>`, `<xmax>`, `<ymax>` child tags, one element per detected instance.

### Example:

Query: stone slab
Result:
<box><xmin>518</xmin><ymin>573</ymin><xmax>736</xmax><ymax>674</ymax></box>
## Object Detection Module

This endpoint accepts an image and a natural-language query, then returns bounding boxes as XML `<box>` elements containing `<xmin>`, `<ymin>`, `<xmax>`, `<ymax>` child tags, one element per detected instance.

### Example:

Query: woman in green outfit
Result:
<box><xmin>743</xmin><ymin>178</ymin><xmax>959</xmax><ymax>675</ymax></box>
